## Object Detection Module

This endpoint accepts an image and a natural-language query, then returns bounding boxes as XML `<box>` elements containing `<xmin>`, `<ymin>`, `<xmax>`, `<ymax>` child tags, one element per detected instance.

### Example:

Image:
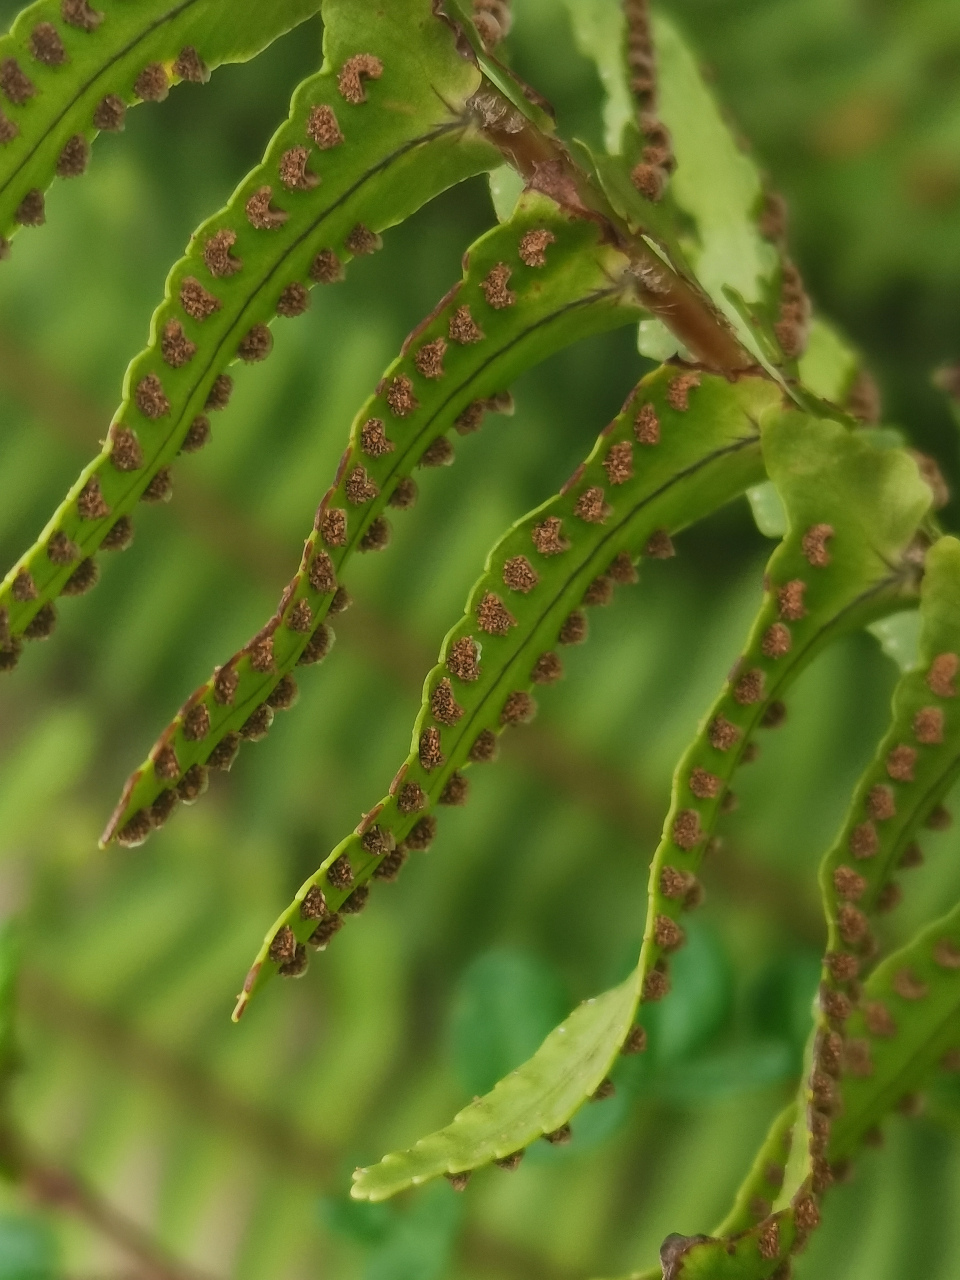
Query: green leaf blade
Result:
<box><xmin>351</xmin><ymin>969</ymin><xmax>642</xmax><ymax>1201</ymax></box>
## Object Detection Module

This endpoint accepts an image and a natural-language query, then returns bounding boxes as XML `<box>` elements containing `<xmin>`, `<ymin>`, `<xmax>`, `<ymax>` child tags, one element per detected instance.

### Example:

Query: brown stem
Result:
<box><xmin>472</xmin><ymin>86</ymin><xmax>756</xmax><ymax>375</ymax></box>
<box><xmin>0</xmin><ymin>1126</ymin><xmax>221</xmax><ymax>1280</ymax></box>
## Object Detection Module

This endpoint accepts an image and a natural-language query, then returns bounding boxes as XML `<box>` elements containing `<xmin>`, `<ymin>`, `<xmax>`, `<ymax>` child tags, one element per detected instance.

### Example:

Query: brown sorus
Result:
<box><xmin>134</xmin><ymin>63</ymin><xmax>169</xmax><ymax>101</ymax></box>
<box><xmin>502</xmin><ymin>555</ymin><xmax>538</xmax><ymax>593</ymax></box>
<box><xmin>481</xmin><ymin>262</ymin><xmax>515</xmax><ymax>308</ymax></box>
<box><xmin>559</xmin><ymin>610</ymin><xmax>588</xmax><ymax>645</ymax></box>
<box><xmin>307</xmin><ymin>104</ymin><xmax>344</xmax><ymax>148</ymax></box>
<box><xmin>276</xmin><ymin>282</ymin><xmax>310</xmax><ymax>317</ymax></box>
<box><xmin>207</xmin><ymin>733</ymin><xmax>240</xmax><ymax>771</ymax></box>
<box><xmin>239</xmin><ymin>705</ymin><xmax>273</xmax><ymax>740</ymax></box>
<box><xmin>518</xmin><ymin>228</ymin><xmax>556</xmax><ymax>266</ymax></box>
<box><xmin>337</xmin><ymin>53</ymin><xmax>383</xmax><ymax>103</ymax></box>
<box><xmin>246</xmin><ymin>185</ymin><xmax>288</xmax><ymax>229</ymax></box>
<box><xmin>180</xmin><ymin>277</ymin><xmax>221</xmax><ymax>321</ymax></box>
<box><xmin>531</xmin><ymin>516</ymin><xmax>569</xmax><ymax>556</ymax></box>
<box><xmin>447</xmin><ymin>636</ymin><xmax>480</xmax><ymax>681</ymax></box>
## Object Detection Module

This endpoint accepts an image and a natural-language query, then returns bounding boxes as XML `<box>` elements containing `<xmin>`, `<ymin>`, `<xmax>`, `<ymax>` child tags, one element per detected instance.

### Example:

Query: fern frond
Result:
<box><xmin>0</xmin><ymin>0</ymin><xmax>323</xmax><ymax>253</ymax></box>
<box><xmin>100</xmin><ymin>190</ymin><xmax>643</xmax><ymax>846</ymax></box>
<box><xmin>237</xmin><ymin>365</ymin><xmax>782</xmax><ymax>1023</ymax></box>
<box><xmin>350</xmin><ymin>408</ymin><xmax>930</xmax><ymax>1202</ymax></box>
<box><xmin>0</xmin><ymin>0</ymin><xmax>498</xmax><ymax>672</ymax></box>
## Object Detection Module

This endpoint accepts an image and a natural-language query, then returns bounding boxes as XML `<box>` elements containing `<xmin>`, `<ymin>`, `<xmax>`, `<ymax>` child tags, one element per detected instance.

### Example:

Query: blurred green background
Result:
<box><xmin>0</xmin><ymin>1</ymin><xmax>958</xmax><ymax>1277</ymax></box>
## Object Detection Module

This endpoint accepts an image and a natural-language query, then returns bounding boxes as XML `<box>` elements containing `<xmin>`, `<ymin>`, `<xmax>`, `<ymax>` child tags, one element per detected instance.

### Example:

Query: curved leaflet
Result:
<box><xmin>237</xmin><ymin>365</ymin><xmax>782</xmax><ymax>1025</ymax></box>
<box><xmin>0</xmin><ymin>0</ymin><xmax>321</xmax><ymax>252</ymax></box>
<box><xmin>351</xmin><ymin>409</ymin><xmax>930</xmax><ymax>1202</ymax></box>
<box><xmin>100</xmin><ymin>191</ymin><xmax>645</xmax><ymax>845</ymax></box>
<box><xmin>0</xmin><ymin>0</ymin><xmax>498</xmax><ymax>672</ymax></box>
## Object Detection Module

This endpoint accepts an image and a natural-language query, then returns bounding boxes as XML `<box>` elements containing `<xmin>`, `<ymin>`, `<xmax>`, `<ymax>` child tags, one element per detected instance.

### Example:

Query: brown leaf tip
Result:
<box><xmin>431</xmin><ymin>677</ymin><xmax>464</xmax><ymax>726</ymax></box>
<box><xmin>180</xmin><ymin>276</ymin><xmax>221</xmax><ymax>322</ymax></box>
<box><xmin>447</xmin><ymin>636</ymin><xmax>480</xmax><ymax>682</ymax></box>
<box><xmin>135</xmin><ymin>372</ymin><xmax>170</xmax><ymax>419</ymax></box>
<box><xmin>92</xmin><ymin>93</ymin><xmax>124</xmax><ymax>131</ymax></box>
<box><xmin>134</xmin><ymin>63</ymin><xmax>169</xmax><ymax>102</ymax></box>
<box><xmin>307</xmin><ymin>103</ymin><xmax>344</xmax><ymax>149</ymax></box>
<box><xmin>801</xmin><ymin>523</ymin><xmax>833</xmax><ymax>567</ymax></box>
<box><xmin>849</xmin><ymin>821</ymin><xmax>878</xmax><ymax>860</ymax></box>
<box><xmin>644</xmin><ymin>528</ymin><xmax>675</xmax><ymax>559</ymax></box>
<box><xmin>558</xmin><ymin>610</ymin><xmax>588</xmax><ymax>646</ymax></box>
<box><xmin>56</xmin><ymin>133</ymin><xmax>89</xmax><ymax>178</ymax></box>
<box><xmin>161</xmin><ymin>319</ymin><xmax>197</xmax><ymax>368</ymax></box>
<box><xmin>338</xmin><ymin>54</ymin><xmax>383</xmax><ymax>104</ymax></box>
<box><xmin>469</xmin><ymin>728</ymin><xmax>498</xmax><ymax>763</ymax></box>
<box><xmin>574</xmin><ymin>485</ymin><xmax>610</xmax><ymax>524</ymax></box>
<box><xmin>480</xmin><ymin>262</ymin><xmax>515</xmax><ymax>309</ymax></box>
<box><xmin>414</xmin><ymin>337</ymin><xmax>447</xmax><ymax>380</ymax></box>
<box><xmin>386</xmin><ymin>374</ymin><xmax>418</xmax><ymax>418</ymax></box>
<box><xmin>518</xmin><ymin>228</ymin><xmax>556</xmax><ymax>267</ymax></box>
<box><xmin>886</xmin><ymin>744</ymin><xmax>916</xmax><ymax>782</ymax></box>
<box><xmin>419</xmin><ymin>727</ymin><xmax>445</xmax><ymax>771</ymax></box>
<box><xmin>245</xmin><ymin>186</ymin><xmax>287</xmax><ymax>230</ymax></box>
<box><xmin>603</xmin><ymin>440</ymin><xmax>634</xmax><ymax>486</ymax></box>
<box><xmin>666</xmin><ymin>371</ymin><xmax>700</xmax><ymax>411</ymax></box>
<box><xmin>477</xmin><ymin>591</ymin><xmax>516</xmax><ymax>636</ymax></box>
<box><xmin>708</xmin><ymin>716</ymin><xmax>741</xmax><ymax>751</ymax></box>
<box><xmin>397</xmin><ymin>782</ymin><xmax>427</xmax><ymax>814</ymax></box>
<box><xmin>502</xmin><ymin>555</ymin><xmax>538</xmax><ymax>594</ymax></box>
<box><xmin>531</xmin><ymin>516</ymin><xmax>570</xmax><ymax>556</ymax></box>
<box><xmin>914</xmin><ymin>706</ymin><xmax>944</xmax><ymax>744</ymax></box>
<box><xmin>310</xmin><ymin>249</ymin><xmax>344</xmax><ymax>284</ymax></box>
<box><xmin>448</xmin><ymin>305</ymin><xmax>484</xmax><ymax>344</ymax></box>
<box><xmin>29</xmin><ymin>23</ymin><xmax>67</xmax><ymax>65</ymax></box>
<box><xmin>928</xmin><ymin>652</ymin><xmax>959</xmax><ymax>698</ymax></box>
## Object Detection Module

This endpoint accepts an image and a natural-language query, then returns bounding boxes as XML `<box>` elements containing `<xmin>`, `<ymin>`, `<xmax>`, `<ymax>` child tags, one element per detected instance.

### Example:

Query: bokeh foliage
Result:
<box><xmin>0</xmin><ymin>0</ymin><xmax>957</xmax><ymax>1277</ymax></box>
